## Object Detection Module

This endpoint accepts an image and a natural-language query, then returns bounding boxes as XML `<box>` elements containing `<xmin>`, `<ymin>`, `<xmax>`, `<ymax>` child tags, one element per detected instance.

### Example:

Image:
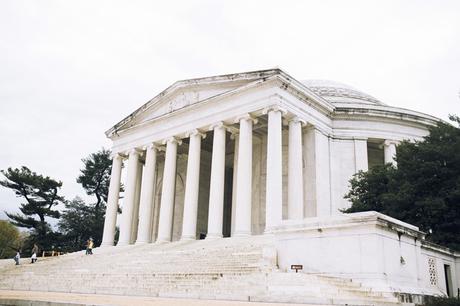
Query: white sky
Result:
<box><xmin>1</xmin><ymin>0</ymin><xmax>459</xmax><ymax>223</ymax></box>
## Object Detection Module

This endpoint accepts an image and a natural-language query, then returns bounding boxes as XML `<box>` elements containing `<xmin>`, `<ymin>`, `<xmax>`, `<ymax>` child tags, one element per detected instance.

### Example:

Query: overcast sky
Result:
<box><xmin>1</xmin><ymin>0</ymin><xmax>459</xmax><ymax>223</ymax></box>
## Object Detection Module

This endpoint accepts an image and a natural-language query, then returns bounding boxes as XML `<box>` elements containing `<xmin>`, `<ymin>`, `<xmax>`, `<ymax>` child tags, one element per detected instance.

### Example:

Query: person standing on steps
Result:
<box><xmin>31</xmin><ymin>244</ymin><xmax>38</xmax><ymax>263</ymax></box>
<box><xmin>86</xmin><ymin>238</ymin><xmax>94</xmax><ymax>255</ymax></box>
<box><xmin>13</xmin><ymin>249</ymin><xmax>20</xmax><ymax>265</ymax></box>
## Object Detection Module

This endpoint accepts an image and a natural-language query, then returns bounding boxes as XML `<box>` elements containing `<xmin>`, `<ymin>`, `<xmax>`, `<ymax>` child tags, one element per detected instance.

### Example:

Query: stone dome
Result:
<box><xmin>302</xmin><ymin>79</ymin><xmax>384</xmax><ymax>106</ymax></box>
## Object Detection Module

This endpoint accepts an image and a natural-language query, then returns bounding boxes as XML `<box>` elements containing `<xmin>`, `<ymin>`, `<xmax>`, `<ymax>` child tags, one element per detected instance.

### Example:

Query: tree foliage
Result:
<box><xmin>344</xmin><ymin>115</ymin><xmax>460</xmax><ymax>250</ymax></box>
<box><xmin>0</xmin><ymin>167</ymin><xmax>64</xmax><ymax>249</ymax></box>
<box><xmin>58</xmin><ymin>197</ymin><xmax>102</xmax><ymax>251</ymax></box>
<box><xmin>0</xmin><ymin>220</ymin><xmax>21</xmax><ymax>259</ymax></box>
<box><xmin>59</xmin><ymin>149</ymin><xmax>113</xmax><ymax>250</ymax></box>
<box><xmin>76</xmin><ymin>148</ymin><xmax>112</xmax><ymax>210</ymax></box>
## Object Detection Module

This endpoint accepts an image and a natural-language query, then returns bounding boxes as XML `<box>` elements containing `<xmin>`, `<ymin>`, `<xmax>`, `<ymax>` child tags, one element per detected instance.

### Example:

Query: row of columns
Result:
<box><xmin>101</xmin><ymin>106</ymin><xmax>400</xmax><ymax>247</ymax></box>
<box><xmin>101</xmin><ymin>106</ymin><xmax>306</xmax><ymax>246</ymax></box>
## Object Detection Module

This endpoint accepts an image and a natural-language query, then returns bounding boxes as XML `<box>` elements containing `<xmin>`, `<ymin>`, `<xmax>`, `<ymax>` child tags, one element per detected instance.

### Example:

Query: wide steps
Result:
<box><xmin>0</xmin><ymin>236</ymin><xmax>402</xmax><ymax>305</ymax></box>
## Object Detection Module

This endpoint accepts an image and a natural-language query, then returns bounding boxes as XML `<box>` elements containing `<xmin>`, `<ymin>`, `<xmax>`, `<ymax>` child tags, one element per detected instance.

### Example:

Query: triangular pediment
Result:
<box><xmin>106</xmin><ymin>69</ymin><xmax>335</xmax><ymax>137</ymax></box>
<box><xmin>135</xmin><ymin>80</ymin><xmax>253</xmax><ymax>125</ymax></box>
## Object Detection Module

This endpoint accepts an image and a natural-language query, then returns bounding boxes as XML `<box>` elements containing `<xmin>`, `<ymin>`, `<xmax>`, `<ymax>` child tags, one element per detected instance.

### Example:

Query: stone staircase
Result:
<box><xmin>0</xmin><ymin>235</ymin><xmax>406</xmax><ymax>305</ymax></box>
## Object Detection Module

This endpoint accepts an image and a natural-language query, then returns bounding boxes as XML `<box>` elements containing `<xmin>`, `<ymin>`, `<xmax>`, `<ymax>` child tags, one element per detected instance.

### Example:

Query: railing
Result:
<box><xmin>41</xmin><ymin>251</ymin><xmax>64</xmax><ymax>257</ymax></box>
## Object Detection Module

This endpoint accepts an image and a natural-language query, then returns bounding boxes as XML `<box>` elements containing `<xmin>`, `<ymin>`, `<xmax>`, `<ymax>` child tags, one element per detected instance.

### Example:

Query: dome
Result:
<box><xmin>302</xmin><ymin>79</ymin><xmax>384</xmax><ymax>106</ymax></box>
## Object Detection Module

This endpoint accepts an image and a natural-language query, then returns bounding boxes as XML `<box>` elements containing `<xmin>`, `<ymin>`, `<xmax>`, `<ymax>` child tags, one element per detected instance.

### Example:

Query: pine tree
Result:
<box><xmin>58</xmin><ymin>148</ymin><xmax>114</xmax><ymax>250</ymax></box>
<box><xmin>76</xmin><ymin>148</ymin><xmax>112</xmax><ymax>222</ymax></box>
<box><xmin>0</xmin><ymin>167</ymin><xmax>64</xmax><ymax>249</ymax></box>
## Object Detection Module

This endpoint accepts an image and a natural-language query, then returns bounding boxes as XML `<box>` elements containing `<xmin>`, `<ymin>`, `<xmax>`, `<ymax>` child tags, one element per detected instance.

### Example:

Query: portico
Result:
<box><xmin>101</xmin><ymin>69</ymin><xmax>436</xmax><ymax>247</ymax></box>
<box><xmin>102</xmin><ymin>106</ymin><xmax>311</xmax><ymax>245</ymax></box>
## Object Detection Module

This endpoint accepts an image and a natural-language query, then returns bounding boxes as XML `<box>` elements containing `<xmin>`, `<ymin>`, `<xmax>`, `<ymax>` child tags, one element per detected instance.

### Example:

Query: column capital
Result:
<box><xmin>209</xmin><ymin>121</ymin><xmax>227</xmax><ymax>131</ymax></box>
<box><xmin>143</xmin><ymin>143</ymin><xmax>160</xmax><ymax>151</ymax></box>
<box><xmin>284</xmin><ymin>116</ymin><xmax>307</xmax><ymax>126</ymax></box>
<box><xmin>384</xmin><ymin>139</ymin><xmax>400</xmax><ymax>146</ymax></box>
<box><xmin>262</xmin><ymin>105</ymin><xmax>288</xmax><ymax>116</ymax></box>
<box><xmin>125</xmin><ymin>148</ymin><xmax>142</xmax><ymax>156</ymax></box>
<box><xmin>234</xmin><ymin>113</ymin><xmax>258</xmax><ymax>125</ymax></box>
<box><xmin>186</xmin><ymin>129</ymin><xmax>206</xmax><ymax>139</ymax></box>
<box><xmin>162</xmin><ymin>137</ymin><xmax>182</xmax><ymax>146</ymax></box>
<box><xmin>110</xmin><ymin>152</ymin><xmax>124</xmax><ymax>160</ymax></box>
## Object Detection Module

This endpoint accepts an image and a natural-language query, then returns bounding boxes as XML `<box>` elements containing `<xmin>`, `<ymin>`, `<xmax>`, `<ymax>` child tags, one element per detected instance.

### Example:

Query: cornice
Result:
<box><xmin>421</xmin><ymin>240</ymin><xmax>459</xmax><ymax>257</ymax></box>
<box><xmin>272</xmin><ymin>73</ymin><xmax>336</xmax><ymax>114</ymax></box>
<box><xmin>333</xmin><ymin>105</ymin><xmax>440</xmax><ymax>128</ymax></box>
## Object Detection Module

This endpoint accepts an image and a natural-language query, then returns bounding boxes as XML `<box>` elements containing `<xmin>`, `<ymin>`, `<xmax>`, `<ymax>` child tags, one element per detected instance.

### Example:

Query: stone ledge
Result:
<box><xmin>273</xmin><ymin>211</ymin><xmax>423</xmax><ymax>238</ymax></box>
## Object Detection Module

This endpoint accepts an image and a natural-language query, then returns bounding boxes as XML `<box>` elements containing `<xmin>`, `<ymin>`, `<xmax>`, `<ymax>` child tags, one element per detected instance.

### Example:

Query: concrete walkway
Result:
<box><xmin>0</xmin><ymin>290</ymin><xmax>329</xmax><ymax>306</ymax></box>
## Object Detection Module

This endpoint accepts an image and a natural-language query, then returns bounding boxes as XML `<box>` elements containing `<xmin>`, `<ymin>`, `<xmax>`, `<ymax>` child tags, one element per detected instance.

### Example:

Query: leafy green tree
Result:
<box><xmin>0</xmin><ymin>167</ymin><xmax>64</xmax><ymax>249</ymax></box>
<box><xmin>0</xmin><ymin>220</ymin><xmax>21</xmax><ymax>259</ymax></box>
<box><xmin>77</xmin><ymin>148</ymin><xmax>112</xmax><ymax>216</ymax></box>
<box><xmin>59</xmin><ymin>148</ymin><xmax>114</xmax><ymax>250</ymax></box>
<box><xmin>58</xmin><ymin>197</ymin><xmax>95</xmax><ymax>251</ymax></box>
<box><xmin>344</xmin><ymin>115</ymin><xmax>460</xmax><ymax>250</ymax></box>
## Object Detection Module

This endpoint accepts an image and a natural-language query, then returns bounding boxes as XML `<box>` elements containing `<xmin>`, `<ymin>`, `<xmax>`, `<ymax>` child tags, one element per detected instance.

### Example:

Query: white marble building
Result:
<box><xmin>101</xmin><ymin>69</ymin><xmax>459</xmax><ymax>300</ymax></box>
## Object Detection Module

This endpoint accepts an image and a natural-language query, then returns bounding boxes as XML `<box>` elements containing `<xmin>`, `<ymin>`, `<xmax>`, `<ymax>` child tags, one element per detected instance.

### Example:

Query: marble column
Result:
<box><xmin>207</xmin><ymin>123</ymin><xmax>227</xmax><ymax>239</ymax></box>
<box><xmin>117</xmin><ymin>149</ymin><xmax>141</xmax><ymax>246</ymax></box>
<box><xmin>265</xmin><ymin>106</ymin><xmax>284</xmax><ymax>231</ymax></box>
<box><xmin>304</xmin><ymin>127</ymin><xmax>331</xmax><ymax>218</ymax></box>
<box><xmin>130</xmin><ymin>161</ymin><xmax>143</xmax><ymax>243</ymax></box>
<box><xmin>384</xmin><ymin>140</ymin><xmax>398</xmax><ymax>166</ymax></box>
<box><xmin>288</xmin><ymin>117</ymin><xmax>305</xmax><ymax>220</ymax></box>
<box><xmin>354</xmin><ymin>138</ymin><xmax>369</xmax><ymax>172</ymax></box>
<box><xmin>230</xmin><ymin>133</ymin><xmax>239</xmax><ymax>236</ymax></box>
<box><xmin>151</xmin><ymin>149</ymin><xmax>164</xmax><ymax>242</ymax></box>
<box><xmin>135</xmin><ymin>144</ymin><xmax>158</xmax><ymax>244</ymax></box>
<box><xmin>181</xmin><ymin>130</ymin><xmax>205</xmax><ymax>240</ymax></box>
<box><xmin>156</xmin><ymin>137</ymin><xmax>181</xmax><ymax>243</ymax></box>
<box><xmin>233</xmin><ymin>114</ymin><xmax>256</xmax><ymax>237</ymax></box>
<box><xmin>101</xmin><ymin>153</ymin><xmax>123</xmax><ymax>247</ymax></box>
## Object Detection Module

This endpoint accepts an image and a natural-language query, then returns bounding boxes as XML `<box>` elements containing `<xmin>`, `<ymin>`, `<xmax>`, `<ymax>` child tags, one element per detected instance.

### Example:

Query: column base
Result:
<box><xmin>134</xmin><ymin>241</ymin><xmax>149</xmax><ymax>245</ymax></box>
<box><xmin>232</xmin><ymin>231</ymin><xmax>251</xmax><ymax>237</ymax></box>
<box><xmin>180</xmin><ymin>235</ymin><xmax>196</xmax><ymax>241</ymax></box>
<box><xmin>205</xmin><ymin>234</ymin><xmax>223</xmax><ymax>240</ymax></box>
<box><xmin>116</xmin><ymin>241</ymin><xmax>131</xmax><ymax>247</ymax></box>
<box><xmin>155</xmin><ymin>239</ymin><xmax>170</xmax><ymax>244</ymax></box>
<box><xmin>100</xmin><ymin>241</ymin><xmax>115</xmax><ymax>247</ymax></box>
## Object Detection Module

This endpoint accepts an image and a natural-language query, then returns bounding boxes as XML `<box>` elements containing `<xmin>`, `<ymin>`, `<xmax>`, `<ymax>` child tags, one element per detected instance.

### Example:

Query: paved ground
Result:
<box><xmin>0</xmin><ymin>290</ymin><xmax>329</xmax><ymax>306</ymax></box>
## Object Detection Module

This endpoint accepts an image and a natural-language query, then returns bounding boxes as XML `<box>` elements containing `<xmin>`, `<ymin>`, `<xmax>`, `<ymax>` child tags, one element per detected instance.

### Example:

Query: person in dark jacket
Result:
<box><xmin>31</xmin><ymin>244</ymin><xmax>38</xmax><ymax>263</ymax></box>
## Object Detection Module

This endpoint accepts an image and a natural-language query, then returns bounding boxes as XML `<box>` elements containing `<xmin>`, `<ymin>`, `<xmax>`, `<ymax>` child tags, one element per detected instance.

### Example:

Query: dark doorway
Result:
<box><xmin>444</xmin><ymin>264</ymin><xmax>452</xmax><ymax>297</ymax></box>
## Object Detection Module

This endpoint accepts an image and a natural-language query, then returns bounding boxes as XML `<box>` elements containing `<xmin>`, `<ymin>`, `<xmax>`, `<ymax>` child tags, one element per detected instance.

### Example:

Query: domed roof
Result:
<box><xmin>302</xmin><ymin>79</ymin><xmax>384</xmax><ymax>106</ymax></box>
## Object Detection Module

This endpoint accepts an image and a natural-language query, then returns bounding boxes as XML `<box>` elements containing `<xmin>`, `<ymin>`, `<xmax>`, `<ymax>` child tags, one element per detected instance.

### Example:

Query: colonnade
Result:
<box><xmin>101</xmin><ymin>106</ymin><xmax>306</xmax><ymax>246</ymax></box>
<box><xmin>101</xmin><ymin>106</ymin><xmax>400</xmax><ymax>247</ymax></box>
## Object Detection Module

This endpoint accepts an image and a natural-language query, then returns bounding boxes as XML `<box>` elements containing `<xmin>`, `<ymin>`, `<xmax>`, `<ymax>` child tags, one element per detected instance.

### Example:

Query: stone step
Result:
<box><xmin>3</xmin><ymin>275</ymin><xmax>396</xmax><ymax>296</ymax></box>
<box><xmin>0</xmin><ymin>236</ymin><xmax>405</xmax><ymax>306</ymax></box>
